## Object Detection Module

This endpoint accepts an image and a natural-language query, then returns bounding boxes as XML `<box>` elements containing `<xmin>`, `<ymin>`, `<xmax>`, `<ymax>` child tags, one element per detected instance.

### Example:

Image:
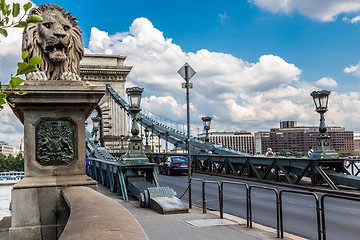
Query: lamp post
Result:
<box><xmin>91</xmin><ymin>115</ymin><xmax>101</xmax><ymax>146</ymax></box>
<box><xmin>120</xmin><ymin>134</ymin><xmax>125</xmax><ymax>152</ymax></box>
<box><xmin>201</xmin><ymin>116</ymin><xmax>212</xmax><ymax>144</ymax></box>
<box><xmin>310</xmin><ymin>90</ymin><xmax>338</xmax><ymax>160</ymax></box>
<box><xmin>125</xmin><ymin>87</ymin><xmax>148</xmax><ymax>164</ymax></box>
<box><xmin>144</xmin><ymin>128</ymin><xmax>150</xmax><ymax>152</ymax></box>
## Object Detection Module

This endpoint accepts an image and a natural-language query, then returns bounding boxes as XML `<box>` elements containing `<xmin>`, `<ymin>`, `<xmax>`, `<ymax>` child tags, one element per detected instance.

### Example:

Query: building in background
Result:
<box><xmin>0</xmin><ymin>141</ymin><xmax>8</xmax><ymax>148</ymax></box>
<box><xmin>353</xmin><ymin>133</ymin><xmax>360</xmax><ymax>155</ymax></box>
<box><xmin>198</xmin><ymin>131</ymin><xmax>254</xmax><ymax>154</ymax></box>
<box><xmin>255</xmin><ymin>121</ymin><xmax>354</xmax><ymax>155</ymax></box>
<box><xmin>1</xmin><ymin>144</ymin><xmax>20</xmax><ymax>157</ymax></box>
<box><xmin>20</xmin><ymin>137</ymin><xmax>25</xmax><ymax>154</ymax></box>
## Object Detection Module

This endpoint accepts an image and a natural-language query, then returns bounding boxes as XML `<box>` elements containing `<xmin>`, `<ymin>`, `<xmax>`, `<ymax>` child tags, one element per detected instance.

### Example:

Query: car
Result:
<box><xmin>158</xmin><ymin>156</ymin><xmax>192</xmax><ymax>176</ymax></box>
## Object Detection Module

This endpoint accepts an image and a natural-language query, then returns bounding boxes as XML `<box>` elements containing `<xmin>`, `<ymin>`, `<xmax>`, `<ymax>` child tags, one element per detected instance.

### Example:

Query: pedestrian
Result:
<box><xmin>308</xmin><ymin>146</ymin><xmax>314</xmax><ymax>158</ymax></box>
<box><xmin>265</xmin><ymin>148</ymin><xmax>273</xmax><ymax>157</ymax></box>
<box><xmin>85</xmin><ymin>155</ymin><xmax>90</xmax><ymax>175</ymax></box>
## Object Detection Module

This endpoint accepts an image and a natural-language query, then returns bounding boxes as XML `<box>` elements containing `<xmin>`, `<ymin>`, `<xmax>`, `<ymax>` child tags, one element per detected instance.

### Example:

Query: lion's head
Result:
<box><xmin>22</xmin><ymin>4</ymin><xmax>84</xmax><ymax>80</ymax></box>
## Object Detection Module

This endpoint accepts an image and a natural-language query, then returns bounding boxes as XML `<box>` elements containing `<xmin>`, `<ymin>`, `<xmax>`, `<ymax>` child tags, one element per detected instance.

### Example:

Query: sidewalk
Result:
<box><xmin>98</xmin><ymin>186</ymin><xmax>305</xmax><ymax>240</ymax></box>
<box><xmin>0</xmin><ymin>216</ymin><xmax>10</xmax><ymax>240</ymax></box>
<box><xmin>0</xmin><ymin>186</ymin><xmax>306</xmax><ymax>240</ymax></box>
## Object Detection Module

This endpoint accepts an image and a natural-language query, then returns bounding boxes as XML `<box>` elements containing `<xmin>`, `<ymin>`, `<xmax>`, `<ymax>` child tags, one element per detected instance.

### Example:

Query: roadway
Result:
<box><xmin>157</xmin><ymin>172</ymin><xmax>360</xmax><ymax>240</ymax></box>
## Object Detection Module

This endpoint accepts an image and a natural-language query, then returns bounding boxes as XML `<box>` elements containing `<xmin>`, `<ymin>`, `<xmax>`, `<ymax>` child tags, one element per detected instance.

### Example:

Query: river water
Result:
<box><xmin>0</xmin><ymin>186</ymin><xmax>12</xmax><ymax>221</ymax></box>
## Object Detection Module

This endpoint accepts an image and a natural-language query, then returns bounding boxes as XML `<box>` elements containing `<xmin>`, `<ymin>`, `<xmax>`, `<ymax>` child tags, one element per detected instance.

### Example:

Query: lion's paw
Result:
<box><xmin>60</xmin><ymin>72</ymin><xmax>82</xmax><ymax>81</ymax></box>
<box><xmin>26</xmin><ymin>71</ymin><xmax>47</xmax><ymax>81</ymax></box>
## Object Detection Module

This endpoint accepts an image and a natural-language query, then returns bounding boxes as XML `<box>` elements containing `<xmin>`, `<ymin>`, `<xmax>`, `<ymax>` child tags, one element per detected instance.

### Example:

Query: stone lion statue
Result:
<box><xmin>22</xmin><ymin>4</ymin><xmax>84</xmax><ymax>81</ymax></box>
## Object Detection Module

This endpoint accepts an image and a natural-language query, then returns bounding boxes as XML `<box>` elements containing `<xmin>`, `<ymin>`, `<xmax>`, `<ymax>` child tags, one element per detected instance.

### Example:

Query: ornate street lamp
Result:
<box><xmin>126</xmin><ymin>87</ymin><xmax>144</xmax><ymax>137</ymax></box>
<box><xmin>144</xmin><ymin>128</ymin><xmax>151</xmax><ymax>152</ymax></box>
<box><xmin>201</xmin><ymin>116</ymin><xmax>212</xmax><ymax>144</ymax></box>
<box><xmin>91</xmin><ymin>115</ymin><xmax>101</xmax><ymax>146</ymax></box>
<box><xmin>125</xmin><ymin>87</ymin><xmax>148</xmax><ymax>164</ymax></box>
<box><xmin>120</xmin><ymin>134</ymin><xmax>125</xmax><ymax>152</ymax></box>
<box><xmin>310</xmin><ymin>90</ymin><xmax>338</xmax><ymax>159</ymax></box>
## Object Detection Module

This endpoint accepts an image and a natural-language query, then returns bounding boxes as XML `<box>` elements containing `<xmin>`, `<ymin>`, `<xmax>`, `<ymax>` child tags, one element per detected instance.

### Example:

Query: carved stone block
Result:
<box><xmin>36</xmin><ymin>120</ymin><xmax>75</xmax><ymax>166</ymax></box>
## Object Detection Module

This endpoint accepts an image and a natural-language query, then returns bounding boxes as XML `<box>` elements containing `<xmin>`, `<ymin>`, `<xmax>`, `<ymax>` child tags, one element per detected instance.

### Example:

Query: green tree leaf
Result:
<box><xmin>16</xmin><ymin>65</ymin><xmax>36</xmax><ymax>75</ymax></box>
<box><xmin>17</xmin><ymin>62</ymin><xmax>28</xmax><ymax>72</ymax></box>
<box><xmin>29</xmin><ymin>56</ymin><xmax>43</xmax><ymax>65</ymax></box>
<box><xmin>10</xmin><ymin>76</ymin><xmax>24</xmax><ymax>88</ymax></box>
<box><xmin>2</xmin><ymin>2</ymin><xmax>8</xmax><ymax>15</ymax></box>
<box><xmin>21</xmin><ymin>51</ymin><xmax>28</xmax><ymax>60</ymax></box>
<box><xmin>14</xmin><ymin>21</ymin><xmax>27</xmax><ymax>28</ymax></box>
<box><xmin>0</xmin><ymin>97</ymin><xmax>5</xmax><ymax>105</ymax></box>
<box><xmin>0</xmin><ymin>0</ymin><xmax>5</xmax><ymax>12</ymax></box>
<box><xmin>0</xmin><ymin>21</ymin><xmax>4</xmax><ymax>27</ymax></box>
<box><xmin>23</xmin><ymin>2</ymin><xmax>32</xmax><ymax>12</ymax></box>
<box><xmin>0</xmin><ymin>28</ymin><xmax>7</xmax><ymax>37</ymax></box>
<box><xmin>12</xmin><ymin>3</ymin><xmax>20</xmax><ymax>17</ymax></box>
<box><xmin>26</xmin><ymin>14</ymin><xmax>43</xmax><ymax>23</ymax></box>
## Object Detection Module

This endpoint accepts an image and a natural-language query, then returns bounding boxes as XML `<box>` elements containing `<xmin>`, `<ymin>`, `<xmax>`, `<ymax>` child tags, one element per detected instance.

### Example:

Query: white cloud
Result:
<box><xmin>0</xmin><ymin>105</ymin><xmax>23</xmax><ymax>147</ymax></box>
<box><xmin>0</xmin><ymin>27</ymin><xmax>23</xmax><ymax>85</ymax></box>
<box><xmin>344</xmin><ymin>62</ymin><xmax>360</xmax><ymax>77</ymax></box>
<box><xmin>2</xmin><ymin>14</ymin><xmax>360</xmax><ymax>147</ymax></box>
<box><xmin>218</xmin><ymin>12</ymin><xmax>229</xmax><ymax>23</ymax></box>
<box><xmin>0</xmin><ymin>0</ymin><xmax>37</xmax><ymax>85</ymax></box>
<box><xmin>315</xmin><ymin>77</ymin><xmax>338</xmax><ymax>88</ymax></box>
<box><xmin>86</xmin><ymin>17</ymin><xmax>319</xmax><ymax>133</ymax></box>
<box><xmin>248</xmin><ymin>0</ymin><xmax>360</xmax><ymax>22</ymax></box>
<box><xmin>343</xmin><ymin>15</ymin><xmax>360</xmax><ymax>24</ymax></box>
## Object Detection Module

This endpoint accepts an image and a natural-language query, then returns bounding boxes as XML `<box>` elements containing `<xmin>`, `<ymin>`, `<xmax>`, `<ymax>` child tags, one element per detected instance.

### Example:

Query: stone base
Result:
<box><xmin>9</xmin><ymin>175</ymin><xmax>97</xmax><ymax>240</ymax></box>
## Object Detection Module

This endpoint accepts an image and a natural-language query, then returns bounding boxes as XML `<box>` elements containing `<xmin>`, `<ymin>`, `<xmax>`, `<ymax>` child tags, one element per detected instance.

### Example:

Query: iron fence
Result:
<box><xmin>279</xmin><ymin>189</ymin><xmax>321</xmax><ymax>239</ymax></box>
<box><xmin>249</xmin><ymin>185</ymin><xmax>279</xmax><ymax>237</ymax></box>
<box><xmin>344</xmin><ymin>159</ymin><xmax>360</xmax><ymax>176</ymax></box>
<box><xmin>88</xmin><ymin>157</ymin><xmax>360</xmax><ymax>240</ymax></box>
<box><xmin>320</xmin><ymin>194</ymin><xmax>360</xmax><ymax>240</ymax></box>
<box><xmin>190</xmin><ymin>176</ymin><xmax>360</xmax><ymax>240</ymax></box>
<box><xmin>221</xmin><ymin>181</ymin><xmax>250</xmax><ymax>227</ymax></box>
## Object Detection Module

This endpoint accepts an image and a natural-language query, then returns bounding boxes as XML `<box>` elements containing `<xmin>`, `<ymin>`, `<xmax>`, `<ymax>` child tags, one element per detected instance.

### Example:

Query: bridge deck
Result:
<box><xmin>97</xmin><ymin>185</ymin><xmax>302</xmax><ymax>240</ymax></box>
<box><xmin>60</xmin><ymin>186</ymin><xmax>148</xmax><ymax>240</ymax></box>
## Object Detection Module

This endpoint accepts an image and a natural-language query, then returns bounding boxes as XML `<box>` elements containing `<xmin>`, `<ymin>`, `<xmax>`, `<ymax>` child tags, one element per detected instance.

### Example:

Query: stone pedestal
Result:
<box><xmin>124</xmin><ymin>136</ymin><xmax>149</xmax><ymax>165</ymax></box>
<box><xmin>7</xmin><ymin>82</ymin><xmax>105</xmax><ymax>240</ymax></box>
<box><xmin>310</xmin><ymin>135</ymin><xmax>339</xmax><ymax>160</ymax></box>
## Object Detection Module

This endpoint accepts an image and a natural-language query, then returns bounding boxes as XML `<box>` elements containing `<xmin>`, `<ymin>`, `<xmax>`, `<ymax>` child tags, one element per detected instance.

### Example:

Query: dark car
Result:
<box><xmin>158</xmin><ymin>156</ymin><xmax>191</xmax><ymax>176</ymax></box>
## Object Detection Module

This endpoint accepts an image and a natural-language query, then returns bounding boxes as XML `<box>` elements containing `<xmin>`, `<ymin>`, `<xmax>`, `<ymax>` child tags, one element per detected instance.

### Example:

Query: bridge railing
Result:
<box><xmin>221</xmin><ymin>181</ymin><xmax>250</xmax><ymax>227</ymax></box>
<box><xmin>191</xmin><ymin>177</ymin><xmax>360</xmax><ymax>240</ymax></box>
<box><xmin>344</xmin><ymin>159</ymin><xmax>360</xmax><ymax>176</ymax></box>
<box><xmin>279</xmin><ymin>189</ymin><xmax>321</xmax><ymax>240</ymax></box>
<box><xmin>250</xmin><ymin>185</ymin><xmax>279</xmax><ymax>237</ymax></box>
<box><xmin>320</xmin><ymin>194</ymin><xmax>360</xmax><ymax>240</ymax></box>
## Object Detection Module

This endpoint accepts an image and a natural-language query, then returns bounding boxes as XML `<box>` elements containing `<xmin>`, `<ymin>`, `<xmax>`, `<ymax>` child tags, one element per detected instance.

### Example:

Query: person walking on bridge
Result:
<box><xmin>308</xmin><ymin>146</ymin><xmax>314</xmax><ymax>158</ymax></box>
<box><xmin>265</xmin><ymin>148</ymin><xmax>273</xmax><ymax>157</ymax></box>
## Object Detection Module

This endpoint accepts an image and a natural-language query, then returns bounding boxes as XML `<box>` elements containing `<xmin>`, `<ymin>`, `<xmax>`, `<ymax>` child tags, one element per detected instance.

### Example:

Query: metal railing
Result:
<box><xmin>250</xmin><ymin>185</ymin><xmax>279</xmax><ymax>238</ymax></box>
<box><xmin>192</xmin><ymin>178</ymin><xmax>222</xmax><ymax>215</ymax></box>
<box><xmin>190</xmin><ymin>177</ymin><xmax>360</xmax><ymax>240</ymax></box>
<box><xmin>221</xmin><ymin>181</ymin><xmax>250</xmax><ymax>227</ymax></box>
<box><xmin>320</xmin><ymin>194</ymin><xmax>360</xmax><ymax>240</ymax></box>
<box><xmin>344</xmin><ymin>159</ymin><xmax>360</xmax><ymax>176</ymax></box>
<box><xmin>279</xmin><ymin>189</ymin><xmax>321</xmax><ymax>239</ymax></box>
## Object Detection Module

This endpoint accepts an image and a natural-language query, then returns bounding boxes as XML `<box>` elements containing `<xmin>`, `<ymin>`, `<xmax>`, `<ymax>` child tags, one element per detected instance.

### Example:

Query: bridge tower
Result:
<box><xmin>80</xmin><ymin>54</ymin><xmax>132</xmax><ymax>152</ymax></box>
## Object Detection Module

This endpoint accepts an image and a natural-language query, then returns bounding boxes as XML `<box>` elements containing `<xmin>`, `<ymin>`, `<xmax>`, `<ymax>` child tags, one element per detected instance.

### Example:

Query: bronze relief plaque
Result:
<box><xmin>36</xmin><ymin>121</ymin><xmax>75</xmax><ymax>166</ymax></box>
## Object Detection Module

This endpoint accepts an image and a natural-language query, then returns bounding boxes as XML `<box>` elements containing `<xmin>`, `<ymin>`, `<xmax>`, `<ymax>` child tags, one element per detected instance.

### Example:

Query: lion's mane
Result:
<box><xmin>22</xmin><ymin>4</ymin><xmax>84</xmax><ymax>80</ymax></box>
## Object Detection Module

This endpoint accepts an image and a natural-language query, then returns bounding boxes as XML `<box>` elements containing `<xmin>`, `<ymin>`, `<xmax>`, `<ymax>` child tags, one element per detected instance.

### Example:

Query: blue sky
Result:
<box><xmin>30</xmin><ymin>0</ymin><xmax>360</xmax><ymax>89</ymax></box>
<box><xmin>3</xmin><ymin>0</ymin><xmax>360</xmax><ymax>146</ymax></box>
